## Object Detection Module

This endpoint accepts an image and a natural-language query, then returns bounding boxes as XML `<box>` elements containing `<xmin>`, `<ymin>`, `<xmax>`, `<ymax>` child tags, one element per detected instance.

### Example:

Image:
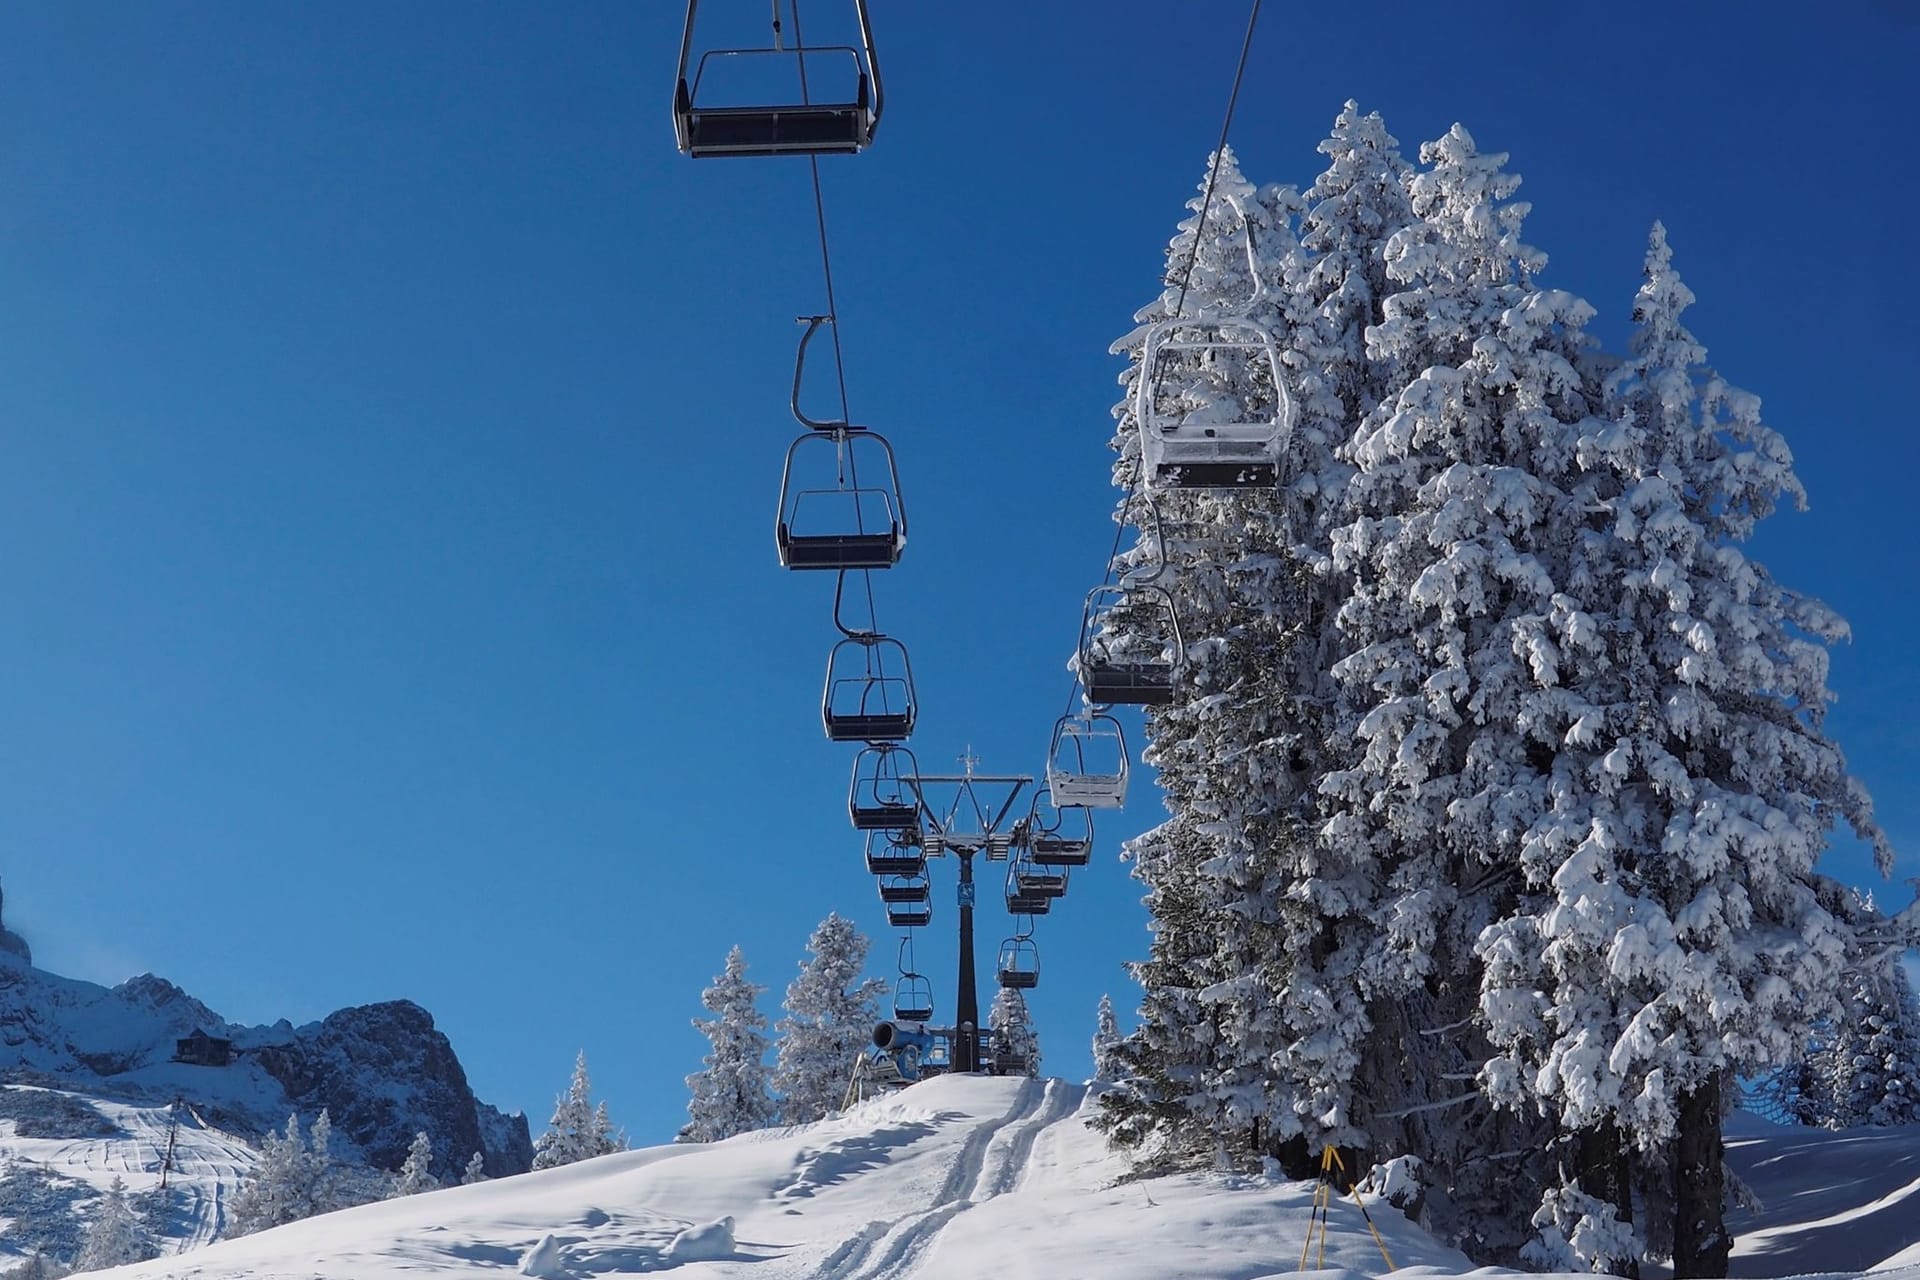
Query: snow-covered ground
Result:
<box><xmin>72</xmin><ymin>1074</ymin><xmax>1920</xmax><ymax>1279</ymax></box>
<box><xmin>0</xmin><ymin>1086</ymin><xmax>257</xmax><ymax>1254</ymax></box>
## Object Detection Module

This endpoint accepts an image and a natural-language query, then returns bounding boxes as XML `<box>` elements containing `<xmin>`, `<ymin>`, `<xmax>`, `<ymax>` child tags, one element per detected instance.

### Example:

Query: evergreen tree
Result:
<box><xmin>1092</xmin><ymin>994</ymin><xmax>1123</xmax><ymax>1083</ymax></box>
<box><xmin>227</xmin><ymin>1113</ymin><xmax>306</xmax><ymax>1236</ymax></box>
<box><xmin>680</xmin><ymin>945</ymin><xmax>776</xmax><ymax>1142</ymax></box>
<box><xmin>773</xmin><ymin>913</ymin><xmax>888</xmax><ymax>1125</ymax></box>
<box><xmin>460</xmin><ymin>1150</ymin><xmax>490</xmax><ymax>1185</ymax></box>
<box><xmin>390</xmin><ymin>1131</ymin><xmax>439</xmax><ymax>1197</ymax></box>
<box><xmin>72</xmin><ymin>1176</ymin><xmax>153</xmax><ymax>1272</ymax></box>
<box><xmin>1473</xmin><ymin>223</ymin><xmax>1890</xmax><ymax>1273</ymax></box>
<box><xmin>533</xmin><ymin>1053</ymin><xmax>624</xmax><ymax>1170</ymax></box>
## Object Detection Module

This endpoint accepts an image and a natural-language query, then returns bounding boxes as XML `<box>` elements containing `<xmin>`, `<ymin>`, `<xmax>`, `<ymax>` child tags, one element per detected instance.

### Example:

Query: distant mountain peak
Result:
<box><xmin>0</xmin><ymin>877</ymin><xmax>31</xmax><ymax>965</ymax></box>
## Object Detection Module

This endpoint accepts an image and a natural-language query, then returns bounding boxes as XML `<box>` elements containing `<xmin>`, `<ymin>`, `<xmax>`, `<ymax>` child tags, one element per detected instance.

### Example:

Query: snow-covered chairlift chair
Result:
<box><xmin>1135</xmin><ymin>317</ymin><xmax>1292</xmax><ymax>490</ymax></box>
<box><xmin>1046</xmin><ymin>712</ymin><xmax>1129</xmax><ymax>808</ymax></box>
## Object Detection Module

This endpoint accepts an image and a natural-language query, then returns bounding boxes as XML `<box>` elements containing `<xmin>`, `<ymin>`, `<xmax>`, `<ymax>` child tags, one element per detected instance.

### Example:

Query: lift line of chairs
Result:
<box><xmin>676</xmin><ymin>0</ymin><xmax>1297</xmax><ymax>1036</ymax></box>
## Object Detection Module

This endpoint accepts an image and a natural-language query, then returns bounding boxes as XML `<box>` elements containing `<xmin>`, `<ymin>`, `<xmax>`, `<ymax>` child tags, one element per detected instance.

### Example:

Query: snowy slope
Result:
<box><xmin>0</xmin><ymin>1087</ymin><xmax>256</xmax><ymax>1253</ymax></box>
<box><xmin>86</xmin><ymin>1074</ymin><xmax>1920</xmax><ymax>1280</ymax></box>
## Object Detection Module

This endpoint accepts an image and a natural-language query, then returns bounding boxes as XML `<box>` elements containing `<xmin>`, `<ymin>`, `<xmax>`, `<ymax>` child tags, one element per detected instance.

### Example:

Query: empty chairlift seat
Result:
<box><xmin>1135</xmin><ymin>318</ymin><xmax>1293</xmax><ymax>490</ymax></box>
<box><xmin>1046</xmin><ymin>712</ymin><xmax>1129</xmax><ymax>809</ymax></box>
<box><xmin>864</xmin><ymin>830</ymin><xmax>926</xmax><ymax>877</ymax></box>
<box><xmin>823</xmin><ymin>633</ymin><xmax>917</xmax><ymax>742</ymax></box>
<box><xmin>673</xmin><ymin>1</ymin><xmax>884</xmax><ymax>158</ymax></box>
<box><xmin>849</xmin><ymin>744</ymin><xmax>920</xmax><ymax>831</ymax></box>
<box><xmin>1078</xmin><ymin>584</ymin><xmax>1183</xmax><ymax>707</ymax></box>
<box><xmin>893</xmin><ymin>972</ymin><xmax>933</xmax><ymax>1024</ymax></box>
<box><xmin>878</xmin><ymin>873</ymin><xmax>930</xmax><ymax>906</ymax></box>
<box><xmin>777</xmin><ymin>429</ymin><xmax>907</xmax><ymax>570</ymax></box>
<box><xmin>996</xmin><ymin>937</ymin><xmax>1039</xmax><ymax>990</ymax></box>
<box><xmin>885</xmin><ymin>896</ymin><xmax>932</xmax><ymax>929</ymax></box>
<box><xmin>1027</xmin><ymin>790</ymin><xmax>1093</xmax><ymax>867</ymax></box>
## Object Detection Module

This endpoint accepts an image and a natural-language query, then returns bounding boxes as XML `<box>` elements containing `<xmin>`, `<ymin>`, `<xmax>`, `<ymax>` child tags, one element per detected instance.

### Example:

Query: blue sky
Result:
<box><xmin>0</xmin><ymin>1</ymin><xmax>1914</xmax><ymax>1147</ymax></box>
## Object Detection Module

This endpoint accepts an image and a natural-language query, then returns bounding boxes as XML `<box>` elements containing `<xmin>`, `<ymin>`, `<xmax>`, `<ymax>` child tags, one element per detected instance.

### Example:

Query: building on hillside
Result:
<box><xmin>173</xmin><ymin>1029</ymin><xmax>233</xmax><ymax>1067</ymax></box>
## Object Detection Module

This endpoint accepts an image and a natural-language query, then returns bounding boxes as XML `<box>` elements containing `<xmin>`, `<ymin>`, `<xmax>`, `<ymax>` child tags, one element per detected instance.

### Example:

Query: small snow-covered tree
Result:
<box><xmin>1092</xmin><ymin>994</ymin><xmax>1123</xmax><ymax>1083</ymax></box>
<box><xmin>460</xmin><ymin>1150</ymin><xmax>489</xmax><ymax>1185</ymax></box>
<box><xmin>774</xmin><ymin>913</ymin><xmax>888</xmax><ymax>1125</ymax></box>
<box><xmin>390</xmin><ymin>1131</ymin><xmax>439</xmax><ymax>1197</ymax></box>
<box><xmin>227</xmin><ymin>1113</ymin><xmax>306</xmax><ymax>1236</ymax></box>
<box><xmin>72</xmin><ymin>1176</ymin><xmax>153</xmax><ymax>1272</ymax></box>
<box><xmin>533</xmin><ymin>1052</ymin><xmax>624</xmax><ymax>1170</ymax></box>
<box><xmin>990</xmin><ymin>987</ymin><xmax>1039</xmax><ymax>1079</ymax></box>
<box><xmin>680</xmin><ymin>945</ymin><xmax>776</xmax><ymax>1142</ymax></box>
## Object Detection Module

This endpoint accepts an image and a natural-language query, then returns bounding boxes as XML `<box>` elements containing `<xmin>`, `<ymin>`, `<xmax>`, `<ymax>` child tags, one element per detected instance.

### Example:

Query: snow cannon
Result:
<box><xmin>872</xmin><ymin>1020</ymin><xmax>937</xmax><ymax>1054</ymax></box>
<box><xmin>871</xmin><ymin>1020</ymin><xmax>940</xmax><ymax>1082</ymax></box>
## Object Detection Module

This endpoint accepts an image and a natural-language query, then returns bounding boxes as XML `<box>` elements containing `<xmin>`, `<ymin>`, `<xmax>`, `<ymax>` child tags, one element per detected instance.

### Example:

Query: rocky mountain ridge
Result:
<box><xmin>0</xmin><ymin>944</ymin><xmax>530</xmax><ymax>1182</ymax></box>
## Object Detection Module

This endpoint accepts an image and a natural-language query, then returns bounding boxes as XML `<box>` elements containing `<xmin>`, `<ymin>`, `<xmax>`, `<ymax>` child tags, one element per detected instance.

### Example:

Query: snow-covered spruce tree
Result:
<box><xmin>227</xmin><ymin>1112</ymin><xmax>302</xmax><ymax>1235</ymax></box>
<box><xmin>460</xmin><ymin>1150</ymin><xmax>489</xmax><ymax>1185</ymax></box>
<box><xmin>1092</xmin><ymin>993</ymin><xmax>1123</xmax><ymax>1083</ymax></box>
<box><xmin>680</xmin><ymin>945</ymin><xmax>776</xmax><ymax>1143</ymax></box>
<box><xmin>1474</xmin><ymin>222</ymin><xmax>1894</xmax><ymax>1274</ymax></box>
<box><xmin>1843</xmin><ymin>966</ymin><xmax>1920</xmax><ymax>1127</ymax></box>
<box><xmin>990</xmin><ymin>986</ymin><xmax>1040</xmax><ymax>1079</ymax></box>
<box><xmin>72</xmin><ymin>1176</ymin><xmax>153</xmax><ymax>1272</ymax></box>
<box><xmin>1326</xmin><ymin>121</ymin><xmax>1606</xmax><ymax>1260</ymax></box>
<box><xmin>533</xmin><ymin>1052</ymin><xmax>625</xmax><ymax>1170</ymax></box>
<box><xmin>390</xmin><ymin>1131</ymin><xmax>439</xmax><ymax>1197</ymax></box>
<box><xmin>773</xmin><ymin>912</ymin><xmax>888</xmax><ymax>1125</ymax></box>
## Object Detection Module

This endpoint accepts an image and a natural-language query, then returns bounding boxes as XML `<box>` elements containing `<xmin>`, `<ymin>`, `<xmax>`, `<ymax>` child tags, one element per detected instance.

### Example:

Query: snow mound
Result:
<box><xmin>666</xmin><ymin>1215</ymin><xmax>734</xmax><ymax>1262</ymax></box>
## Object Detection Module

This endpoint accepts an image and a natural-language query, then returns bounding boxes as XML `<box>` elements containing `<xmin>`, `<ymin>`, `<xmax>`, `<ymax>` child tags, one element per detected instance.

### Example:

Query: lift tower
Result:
<box><xmin>903</xmin><ymin>758</ymin><xmax>1029</xmax><ymax>1073</ymax></box>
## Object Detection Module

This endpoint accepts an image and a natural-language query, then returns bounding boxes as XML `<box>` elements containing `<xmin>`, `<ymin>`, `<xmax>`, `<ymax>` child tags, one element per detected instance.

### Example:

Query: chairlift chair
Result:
<box><xmin>996</xmin><ymin>937</ymin><xmax>1040</xmax><ymax>990</ymax></box>
<box><xmin>850</xmin><ymin>744</ymin><xmax>920</xmax><ymax>831</ymax></box>
<box><xmin>1011</xmin><ymin>857</ymin><xmax>1068</xmax><ymax>899</ymax></box>
<box><xmin>864</xmin><ymin>831</ymin><xmax>926</xmax><ymax>878</ymax></box>
<box><xmin>1046</xmin><ymin>712</ymin><xmax>1130</xmax><ymax>808</ymax></box>
<box><xmin>823</xmin><ymin>633</ymin><xmax>917</xmax><ymax>742</ymax></box>
<box><xmin>1005</xmin><ymin>889</ymin><xmax>1053</xmax><ymax>916</ymax></box>
<box><xmin>1026</xmin><ymin>788</ymin><xmax>1094</xmax><ymax>868</ymax></box>
<box><xmin>673</xmin><ymin>1</ymin><xmax>884</xmax><ymax>158</ymax></box>
<box><xmin>878</xmin><ymin>874</ymin><xmax>931</xmax><ymax>906</ymax></box>
<box><xmin>893</xmin><ymin>973</ymin><xmax>933</xmax><ymax>1024</ymax></box>
<box><xmin>1135</xmin><ymin>318</ymin><xmax>1292</xmax><ymax>490</ymax></box>
<box><xmin>1078</xmin><ymin>583</ymin><xmax>1183</xmax><ymax>707</ymax></box>
<box><xmin>885</xmin><ymin>898</ymin><xmax>932</xmax><ymax>929</ymax></box>
<box><xmin>776</xmin><ymin>429</ymin><xmax>906</xmax><ymax>570</ymax></box>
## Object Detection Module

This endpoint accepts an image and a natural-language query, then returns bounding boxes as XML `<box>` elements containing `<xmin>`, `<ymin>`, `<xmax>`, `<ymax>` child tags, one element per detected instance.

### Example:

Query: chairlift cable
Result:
<box><xmin>1059</xmin><ymin>0</ymin><xmax>1262</xmax><ymax>724</ymax></box>
<box><xmin>1170</xmin><ymin>0</ymin><xmax>1263</xmax><ymax>322</ymax></box>
<box><xmin>788</xmin><ymin>3</ymin><xmax>889</xmax><ymax>658</ymax></box>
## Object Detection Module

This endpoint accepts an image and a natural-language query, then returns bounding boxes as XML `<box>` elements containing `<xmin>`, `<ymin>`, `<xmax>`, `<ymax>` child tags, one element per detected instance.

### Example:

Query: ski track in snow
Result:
<box><xmin>823</xmin><ymin>1080</ymin><xmax>1043</xmax><ymax>1280</ymax></box>
<box><xmin>0</xmin><ymin>1088</ymin><xmax>253</xmax><ymax>1253</ymax></box>
<box><xmin>825</xmin><ymin>1079</ymin><xmax>1083</xmax><ymax>1280</ymax></box>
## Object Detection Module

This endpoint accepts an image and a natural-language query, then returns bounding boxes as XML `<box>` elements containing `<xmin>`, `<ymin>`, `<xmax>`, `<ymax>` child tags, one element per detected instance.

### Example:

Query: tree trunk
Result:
<box><xmin>1575</xmin><ymin>1119</ymin><xmax>1640</xmax><ymax>1277</ymax></box>
<box><xmin>1673</xmin><ymin>1074</ymin><xmax>1729</xmax><ymax>1278</ymax></box>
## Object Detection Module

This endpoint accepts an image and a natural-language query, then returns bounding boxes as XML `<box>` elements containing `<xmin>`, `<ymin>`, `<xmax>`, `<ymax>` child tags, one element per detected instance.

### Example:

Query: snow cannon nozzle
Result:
<box><xmin>872</xmin><ymin>1020</ymin><xmax>935</xmax><ymax>1053</ymax></box>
